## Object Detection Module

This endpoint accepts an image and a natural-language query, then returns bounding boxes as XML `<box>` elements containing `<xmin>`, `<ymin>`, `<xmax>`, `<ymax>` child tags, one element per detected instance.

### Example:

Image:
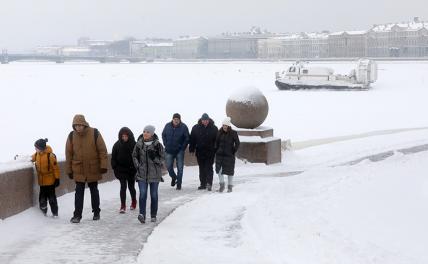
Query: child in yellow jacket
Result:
<box><xmin>32</xmin><ymin>138</ymin><xmax>60</xmax><ymax>217</ymax></box>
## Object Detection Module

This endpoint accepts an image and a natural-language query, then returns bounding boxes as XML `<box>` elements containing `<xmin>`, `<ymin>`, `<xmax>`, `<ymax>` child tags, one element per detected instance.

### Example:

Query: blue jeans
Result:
<box><xmin>165</xmin><ymin>150</ymin><xmax>184</xmax><ymax>185</ymax></box>
<box><xmin>137</xmin><ymin>181</ymin><xmax>159</xmax><ymax>218</ymax></box>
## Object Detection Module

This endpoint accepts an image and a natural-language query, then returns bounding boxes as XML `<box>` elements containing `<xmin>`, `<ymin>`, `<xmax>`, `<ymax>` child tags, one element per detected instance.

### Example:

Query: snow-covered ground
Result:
<box><xmin>1</xmin><ymin>61</ymin><xmax>428</xmax><ymax>263</ymax></box>
<box><xmin>1</xmin><ymin>129</ymin><xmax>428</xmax><ymax>263</ymax></box>
<box><xmin>139</xmin><ymin>130</ymin><xmax>428</xmax><ymax>264</ymax></box>
<box><xmin>1</xmin><ymin>61</ymin><xmax>428</xmax><ymax>163</ymax></box>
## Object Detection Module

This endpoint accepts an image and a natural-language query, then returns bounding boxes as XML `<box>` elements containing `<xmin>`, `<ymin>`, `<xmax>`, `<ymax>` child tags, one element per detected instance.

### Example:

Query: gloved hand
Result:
<box><xmin>148</xmin><ymin>149</ymin><xmax>157</xmax><ymax>160</ymax></box>
<box><xmin>54</xmin><ymin>179</ymin><xmax>60</xmax><ymax>188</ymax></box>
<box><xmin>68</xmin><ymin>173</ymin><xmax>73</xmax><ymax>180</ymax></box>
<box><xmin>100</xmin><ymin>168</ymin><xmax>108</xmax><ymax>174</ymax></box>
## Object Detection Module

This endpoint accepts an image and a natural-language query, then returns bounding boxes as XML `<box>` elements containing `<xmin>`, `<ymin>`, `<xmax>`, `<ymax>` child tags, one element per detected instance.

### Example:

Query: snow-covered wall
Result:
<box><xmin>0</xmin><ymin>158</ymin><xmax>117</xmax><ymax>220</ymax></box>
<box><xmin>0</xmin><ymin>167</ymin><xmax>34</xmax><ymax>219</ymax></box>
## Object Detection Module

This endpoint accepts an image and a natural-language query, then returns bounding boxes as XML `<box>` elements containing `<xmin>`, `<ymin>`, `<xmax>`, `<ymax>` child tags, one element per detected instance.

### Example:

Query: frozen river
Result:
<box><xmin>1</xmin><ymin>61</ymin><xmax>428</xmax><ymax>162</ymax></box>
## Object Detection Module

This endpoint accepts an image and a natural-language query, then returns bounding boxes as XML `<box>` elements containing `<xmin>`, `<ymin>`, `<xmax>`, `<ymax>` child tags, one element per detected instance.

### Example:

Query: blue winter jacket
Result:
<box><xmin>162</xmin><ymin>121</ymin><xmax>190</xmax><ymax>155</ymax></box>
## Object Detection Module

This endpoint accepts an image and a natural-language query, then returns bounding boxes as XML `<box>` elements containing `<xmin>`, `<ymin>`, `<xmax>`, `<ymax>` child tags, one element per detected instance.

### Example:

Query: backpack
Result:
<box><xmin>68</xmin><ymin>128</ymin><xmax>100</xmax><ymax>158</ymax></box>
<box><xmin>34</xmin><ymin>152</ymin><xmax>57</xmax><ymax>172</ymax></box>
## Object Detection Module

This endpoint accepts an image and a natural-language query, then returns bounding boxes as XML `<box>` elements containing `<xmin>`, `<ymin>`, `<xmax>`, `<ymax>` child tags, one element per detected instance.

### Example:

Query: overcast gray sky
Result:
<box><xmin>1</xmin><ymin>0</ymin><xmax>428</xmax><ymax>52</ymax></box>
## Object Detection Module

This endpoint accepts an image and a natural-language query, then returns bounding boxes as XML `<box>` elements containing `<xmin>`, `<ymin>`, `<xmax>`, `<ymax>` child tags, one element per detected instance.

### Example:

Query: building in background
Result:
<box><xmin>257</xmin><ymin>37</ymin><xmax>286</xmax><ymax>59</ymax></box>
<box><xmin>32</xmin><ymin>18</ymin><xmax>428</xmax><ymax>60</ymax></box>
<box><xmin>173</xmin><ymin>36</ymin><xmax>208</xmax><ymax>59</ymax></box>
<box><xmin>368</xmin><ymin>17</ymin><xmax>428</xmax><ymax>57</ymax></box>
<box><xmin>34</xmin><ymin>46</ymin><xmax>63</xmax><ymax>56</ymax></box>
<box><xmin>258</xmin><ymin>32</ymin><xmax>328</xmax><ymax>59</ymax></box>
<box><xmin>207</xmin><ymin>35</ymin><xmax>261</xmax><ymax>59</ymax></box>
<box><xmin>328</xmin><ymin>31</ymin><xmax>367</xmax><ymax>58</ymax></box>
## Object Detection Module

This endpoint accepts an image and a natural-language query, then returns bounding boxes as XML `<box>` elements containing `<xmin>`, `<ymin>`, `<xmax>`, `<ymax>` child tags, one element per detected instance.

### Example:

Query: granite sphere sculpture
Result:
<box><xmin>226</xmin><ymin>87</ymin><xmax>269</xmax><ymax>129</ymax></box>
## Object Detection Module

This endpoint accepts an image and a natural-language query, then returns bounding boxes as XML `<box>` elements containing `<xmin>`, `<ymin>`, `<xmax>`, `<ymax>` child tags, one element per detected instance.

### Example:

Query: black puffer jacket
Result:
<box><xmin>111</xmin><ymin>127</ymin><xmax>137</xmax><ymax>179</ymax></box>
<box><xmin>189</xmin><ymin>118</ymin><xmax>218</xmax><ymax>159</ymax></box>
<box><xmin>215</xmin><ymin>127</ymin><xmax>240</xmax><ymax>176</ymax></box>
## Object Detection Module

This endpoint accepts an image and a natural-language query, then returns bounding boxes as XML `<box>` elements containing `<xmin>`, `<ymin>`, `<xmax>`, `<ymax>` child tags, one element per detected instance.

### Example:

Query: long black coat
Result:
<box><xmin>215</xmin><ymin>127</ymin><xmax>240</xmax><ymax>176</ymax></box>
<box><xmin>111</xmin><ymin>127</ymin><xmax>137</xmax><ymax>179</ymax></box>
<box><xmin>189</xmin><ymin>118</ymin><xmax>218</xmax><ymax>159</ymax></box>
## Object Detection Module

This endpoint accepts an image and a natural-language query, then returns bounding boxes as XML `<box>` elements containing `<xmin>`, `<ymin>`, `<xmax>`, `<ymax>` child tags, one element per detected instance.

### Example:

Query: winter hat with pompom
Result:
<box><xmin>34</xmin><ymin>138</ymin><xmax>48</xmax><ymax>151</ymax></box>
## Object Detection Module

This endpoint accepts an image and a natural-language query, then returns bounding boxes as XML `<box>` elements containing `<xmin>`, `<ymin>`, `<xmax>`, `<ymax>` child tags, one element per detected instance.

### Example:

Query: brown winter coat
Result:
<box><xmin>65</xmin><ymin>115</ymin><xmax>108</xmax><ymax>183</ymax></box>
<box><xmin>32</xmin><ymin>145</ymin><xmax>60</xmax><ymax>186</ymax></box>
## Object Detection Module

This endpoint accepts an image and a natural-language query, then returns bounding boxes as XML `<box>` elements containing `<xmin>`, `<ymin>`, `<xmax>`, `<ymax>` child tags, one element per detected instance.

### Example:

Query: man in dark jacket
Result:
<box><xmin>189</xmin><ymin>113</ymin><xmax>218</xmax><ymax>191</ymax></box>
<box><xmin>162</xmin><ymin>113</ymin><xmax>189</xmax><ymax>190</ymax></box>
<box><xmin>66</xmin><ymin>114</ymin><xmax>108</xmax><ymax>223</ymax></box>
<box><xmin>111</xmin><ymin>127</ymin><xmax>137</xmax><ymax>213</ymax></box>
<box><xmin>215</xmin><ymin>117</ymin><xmax>240</xmax><ymax>193</ymax></box>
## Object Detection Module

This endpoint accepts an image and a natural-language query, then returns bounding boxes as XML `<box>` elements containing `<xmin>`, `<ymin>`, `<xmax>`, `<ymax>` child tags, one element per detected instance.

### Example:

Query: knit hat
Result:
<box><xmin>201</xmin><ymin>113</ymin><xmax>209</xmax><ymax>120</ymax></box>
<box><xmin>34</xmin><ymin>138</ymin><xmax>48</xmax><ymax>151</ymax></box>
<box><xmin>173</xmin><ymin>113</ymin><xmax>181</xmax><ymax>120</ymax></box>
<box><xmin>222</xmin><ymin>117</ymin><xmax>231</xmax><ymax>127</ymax></box>
<box><xmin>143</xmin><ymin>125</ymin><xmax>156</xmax><ymax>135</ymax></box>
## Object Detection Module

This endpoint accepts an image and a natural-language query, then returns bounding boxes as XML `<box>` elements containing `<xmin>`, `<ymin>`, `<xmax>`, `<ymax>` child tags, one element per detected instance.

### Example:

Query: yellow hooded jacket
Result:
<box><xmin>31</xmin><ymin>145</ymin><xmax>60</xmax><ymax>186</ymax></box>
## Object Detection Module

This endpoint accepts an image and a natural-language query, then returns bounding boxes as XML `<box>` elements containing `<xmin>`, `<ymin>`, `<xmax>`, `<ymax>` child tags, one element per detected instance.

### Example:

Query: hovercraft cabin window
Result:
<box><xmin>302</xmin><ymin>69</ymin><xmax>308</xmax><ymax>74</ymax></box>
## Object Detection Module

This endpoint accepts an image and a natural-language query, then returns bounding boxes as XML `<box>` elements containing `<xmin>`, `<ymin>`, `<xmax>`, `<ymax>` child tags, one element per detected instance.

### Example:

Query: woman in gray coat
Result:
<box><xmin>132</xmin><ymin>125</ymin><xmax>165</xmax><ymax>224</ymax></box>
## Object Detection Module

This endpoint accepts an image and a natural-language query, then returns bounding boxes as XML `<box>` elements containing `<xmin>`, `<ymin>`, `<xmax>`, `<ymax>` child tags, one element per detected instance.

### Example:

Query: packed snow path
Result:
<box><xmin>0</xmin><ymin>177</ymin><xmax>208</xmax><ymax>264</ymax></box>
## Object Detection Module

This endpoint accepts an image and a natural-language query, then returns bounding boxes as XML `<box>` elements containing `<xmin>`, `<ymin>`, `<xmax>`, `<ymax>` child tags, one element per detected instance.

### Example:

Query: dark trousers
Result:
<box><xmin>39</xmin><ymin>185</ymin><xmax>58</xmax><ymax>215</ymax></box>
<box><xmin>165</xmin><ymin>150</ymin><xmax>184</xmax><ymax>185</ymax></box>
<box><xmin>138</xmin><ymin>181</ymin><xmax>159</xmax><ymax>218</ymax></box>
<box><xmin>74</xmin><ymin>181</ymin><xmax>100</xmax><ymax>218</ymax></box>
<box><xmin>119</xmin><ymin>176</ymin><xmax>136</xmax><ymax>205</ymax></box>
<box><xmin>197</xmin><ymin>155</ymin><xmax>215</xmax><ymax>187</ymax></box>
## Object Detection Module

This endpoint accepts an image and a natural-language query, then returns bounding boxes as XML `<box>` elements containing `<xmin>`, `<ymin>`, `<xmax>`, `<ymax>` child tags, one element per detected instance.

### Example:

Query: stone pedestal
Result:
<box><xmin>235</xmin><ymin>127</ymin><xmax>282</xmax><ymax>165</ymax></box>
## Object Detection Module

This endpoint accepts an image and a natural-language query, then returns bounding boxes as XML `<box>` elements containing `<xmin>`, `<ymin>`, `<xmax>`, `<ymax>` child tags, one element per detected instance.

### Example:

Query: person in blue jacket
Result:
<box><xmin>162</xmin><ymin>113</ymin><xmax>189</xmax><ymax>190</ymax></box>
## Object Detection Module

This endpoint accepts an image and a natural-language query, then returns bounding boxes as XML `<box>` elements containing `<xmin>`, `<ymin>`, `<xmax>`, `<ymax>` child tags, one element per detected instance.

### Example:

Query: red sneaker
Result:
<box><xmin>119</xmin><ymin>205</ymin><xmax>126</xmax><ymax>214</ymax></box>
<box><xmin>130</xmin><ymin>200</ymin><xmax>137</xmax><ymax>210</ymax></box>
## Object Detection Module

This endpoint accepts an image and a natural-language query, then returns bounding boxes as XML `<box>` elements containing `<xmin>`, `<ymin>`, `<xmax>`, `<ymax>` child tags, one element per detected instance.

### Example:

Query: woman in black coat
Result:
<box><xmin>111</xmin><ymin>127</ymin><xmax>137</xmax><ymax>213</ymax></box>
<box><xmin>215</xmin><ymin>117</ymin><xmax>240</xmax><ymax>193</ymax></box>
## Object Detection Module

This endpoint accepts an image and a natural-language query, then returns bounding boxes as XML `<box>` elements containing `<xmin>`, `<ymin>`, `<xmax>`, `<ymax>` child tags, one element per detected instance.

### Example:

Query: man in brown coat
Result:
<box><xmin>66</xmin><ymin>114</ymin><xmax>108</xmax><ymax>223</ymax></box>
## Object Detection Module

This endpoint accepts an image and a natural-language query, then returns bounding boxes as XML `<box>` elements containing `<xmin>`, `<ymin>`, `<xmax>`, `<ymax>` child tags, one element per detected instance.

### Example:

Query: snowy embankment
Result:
<box><xmin>138</xmin><ymin>129</ymin><xmax>428</xmax><ymax>264</ymax></box>
<box><xmin>1</xmin><ymin>129</ymin><xmax>428</xmax><ymax>263</ymax></box>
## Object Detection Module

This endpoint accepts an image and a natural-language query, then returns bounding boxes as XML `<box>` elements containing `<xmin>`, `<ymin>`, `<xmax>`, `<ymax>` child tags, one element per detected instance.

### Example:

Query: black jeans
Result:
<box><xmin>197</xmin><ymin>155</ymin><xmax>215</xmax><ymax>187</ymax></box>
<box><xmin>39</xmin><ymin>185</ymin><xmax>58</xmax><ymax>215</ymax></box>
<box><xmin>74</xmin><ymin>181</ymin><xmax>100</xmax><ymax>218</ymax></box>
<box><xmin>119</xmin><ymin>175</ymin><xmax>136</xmax><ymax>205</ymax></box>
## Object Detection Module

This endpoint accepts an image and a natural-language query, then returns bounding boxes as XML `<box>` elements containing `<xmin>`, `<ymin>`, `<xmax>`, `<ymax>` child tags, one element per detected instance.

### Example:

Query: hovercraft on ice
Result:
<box><xmin>275</xmin><ymin>59</ymin><xmax>377</xmax><ymax>91</ymax></box>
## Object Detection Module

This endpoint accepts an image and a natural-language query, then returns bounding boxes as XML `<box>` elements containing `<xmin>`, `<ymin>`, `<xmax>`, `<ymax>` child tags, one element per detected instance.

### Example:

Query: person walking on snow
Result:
<box><xmin>111</xmin><ymin>127</ymin><xmax>137</xmax><ymax>214</ymax></box>
<box><xmin>162</xmin><ymin>113</ymin><xmax>189</xmax><ymax>190</ymax></box>
<box><xmin>31</xmin><ymin>138</ymin><xmax>60</xmax><ymax>217</ymax></box>
<box><xmin>189</xmin><ymin>113</ymin><xmax>218</xmax><ymax>191</ymax></box>
<box><xmin>215</xmin><ymin>117</ymin><xmax>240</xmax><ymax>193</ymax></box>
<box><xmin>133</xmin><ymin>125</ymin><xmax>165</xmax><ymax>224</ymax></box>
<box><xmin>66</xmin><ymin>114</ymin><xmax>108</xmax><ymax>224</ymax></box>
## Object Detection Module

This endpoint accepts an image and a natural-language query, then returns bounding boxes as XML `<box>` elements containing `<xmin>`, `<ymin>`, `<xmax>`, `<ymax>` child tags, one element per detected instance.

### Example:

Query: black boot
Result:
<box><xmin>70</xmin><ymin>215</ymin><xmax>81</xmax><ymax>224</ymax></box>
<box><xmin>227</xmin><ymin>185</ymin><xmax>233</xmax><ymax>193</ymax></box>
<box><xmin>93</xmin><ymin>211</ymin><xmax>100</xmax><ymax>221</ymax></box>
<box><xmin>138</xmin><ymin>214</ymin><xmax>145</xmax><ymax>224</ymax></box>
<box><xmin>171</xmin><ymin>176</ymin><xmax>177</xmax><ymax>187</ymax></box>
<box><xmin>219</xmin><ymin>183</ymin><xmax>225</xmax><ymax>193</ymax></box>
<box><xmin>176</xmin><ymin>183</ymin><xmax>182</xmax><ymax>190</ymax></box>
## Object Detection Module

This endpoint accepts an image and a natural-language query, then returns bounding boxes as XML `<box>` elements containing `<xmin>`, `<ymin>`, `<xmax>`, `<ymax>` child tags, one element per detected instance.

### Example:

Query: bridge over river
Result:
<box><xmin>1</xmin><ymin>50</ymin><xmax>146</xmax><ymax>64</ymax></box>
